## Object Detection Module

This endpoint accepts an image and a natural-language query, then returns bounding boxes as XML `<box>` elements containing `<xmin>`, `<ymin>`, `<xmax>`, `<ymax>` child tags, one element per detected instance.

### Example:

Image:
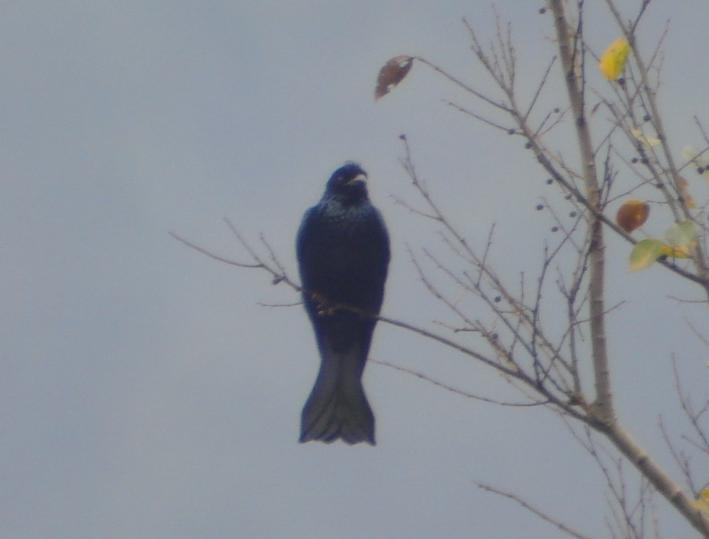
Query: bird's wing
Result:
<box><xmin>296</xmin><ymin>206</ymin><xmax>324</xmax><ymax>289</ymax></box>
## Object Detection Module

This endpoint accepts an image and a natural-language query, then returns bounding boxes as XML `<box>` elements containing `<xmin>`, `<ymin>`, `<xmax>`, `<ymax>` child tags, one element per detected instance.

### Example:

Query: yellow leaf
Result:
<box><xmin>694</xmin><ymin>485</ymin><xmax>709</xmax><ymax>513</ymax></box>
<box><xmin>682</xmin><ymin>146</ymin><xmax>709</xmax><ymax>167</ymax></box>
<box><xmin>655</xmin><ymin>221</ymin><xmax>698</xmax><ymax>260</ymax></box>
<box><xmin>665</xmin><ymin>220</ymin><xmax>697</xmax><ymax>249</ymax></box>
<box><xmin>599</xmin><ymin>37</ymin><xmax>630</xmax><ymax>80</ymax></box>
<box><xmin>629</xmin><ymin>239</ymin><xmax>663</xmax><ymax>271</ymax></box>
<box><xmin>659</xmin><ymin>243</ymin><xmax>693</xmax><ymax>259</ymax></box>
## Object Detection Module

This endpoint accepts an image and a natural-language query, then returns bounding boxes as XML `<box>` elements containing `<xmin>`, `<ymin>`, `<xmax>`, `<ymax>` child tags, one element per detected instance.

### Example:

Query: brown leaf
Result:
<box><xmin>375</xmin><ymin>55</ymin><xmax>413</xmax><ymax>100</ymax></box>
<box><xmin>677</xmin><ymin>175</ymin><xmax>696</xmax><ymax>208</ymax></box>
<box><xmin>616</xmin><ymin>199</ymin><xmax>649</xmax><ymax>233</ymax></box>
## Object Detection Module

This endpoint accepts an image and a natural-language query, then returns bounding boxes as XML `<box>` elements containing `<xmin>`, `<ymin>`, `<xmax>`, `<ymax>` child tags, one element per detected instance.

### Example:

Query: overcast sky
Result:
<box><xmin>2</xmin><ymin>1</ymin><xmax>708</xmax><ymax>538</ymax></box>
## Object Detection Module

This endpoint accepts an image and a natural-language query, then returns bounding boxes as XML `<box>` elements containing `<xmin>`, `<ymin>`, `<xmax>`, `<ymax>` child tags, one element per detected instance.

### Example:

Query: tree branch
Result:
<box><xmin>550</xmin><ymin>0</ymin><xmax>613</xmax><ymax>423</ymax></box>
<box><xmin>474</xmin><ymin>481</ymin><xmax>592</xmax><ymax>539</ymax></box>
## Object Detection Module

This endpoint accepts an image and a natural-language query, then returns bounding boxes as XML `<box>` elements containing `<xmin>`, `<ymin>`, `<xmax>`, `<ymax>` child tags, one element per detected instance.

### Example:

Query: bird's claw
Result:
<box><xmin>312</xmin><ymin>291</ymin><xmax>337</xmax><ymax>316</ymax></box>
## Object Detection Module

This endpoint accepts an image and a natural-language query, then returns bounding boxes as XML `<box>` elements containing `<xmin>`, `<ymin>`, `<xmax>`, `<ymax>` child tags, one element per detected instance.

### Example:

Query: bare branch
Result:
<box><xmin>169</xmin><ymin>231</ymin><xmax>263</xmax><ymax>269</ymax></box>
<box><xmin>550</xmin><ymin>0</ymin><xmax>614</xmax><ymax>423</ymax></box>
<box><xmin>524</xmin><ymin>55</ymin><xmax>557</xmax><ymax>122</ymax></box>
<box><xmin>414</xmin><ymin>56</ymin><xmax>513</xmax><ymax>113</ymax></box>
<box><xmin>372</xmin><ymin>358</ymin><xmax>548</xmax><ymax>407</ymax></box>
<box><xmin>474</xmin><ymin>481</ymin><xmax>592</xmax><ymax>539</ymax></box>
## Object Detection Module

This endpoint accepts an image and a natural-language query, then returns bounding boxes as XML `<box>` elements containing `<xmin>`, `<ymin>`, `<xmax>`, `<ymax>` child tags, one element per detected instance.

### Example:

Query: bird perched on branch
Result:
<box><xmin>296</xmin><ymin>162</ymin><xmax>390</xmax><ymax>445</ymax></box>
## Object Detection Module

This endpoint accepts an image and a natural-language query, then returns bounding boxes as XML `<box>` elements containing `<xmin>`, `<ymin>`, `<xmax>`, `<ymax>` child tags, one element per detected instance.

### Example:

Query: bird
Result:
<box><xmin>296</xmin><ymin>162</ymin><xmax>390</xmax><ymax>445</ymax></box>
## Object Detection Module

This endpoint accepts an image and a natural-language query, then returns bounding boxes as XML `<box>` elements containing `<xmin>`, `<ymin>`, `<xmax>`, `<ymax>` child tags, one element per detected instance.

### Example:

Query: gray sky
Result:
<box><xmin>2</xmin><ymin>1</ymin><xmax>708</xmax><ymax>538</ymax></box>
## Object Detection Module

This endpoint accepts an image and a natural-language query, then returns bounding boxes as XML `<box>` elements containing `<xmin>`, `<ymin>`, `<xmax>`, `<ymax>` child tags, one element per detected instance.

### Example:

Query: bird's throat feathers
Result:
<box><xmin>319</xmin><ymin>196</ymin><xmax>372</xmax><ymax>223</ymax></box>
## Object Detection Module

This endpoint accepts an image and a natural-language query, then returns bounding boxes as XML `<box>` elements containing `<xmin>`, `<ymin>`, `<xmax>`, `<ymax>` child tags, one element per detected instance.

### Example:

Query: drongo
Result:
<box><xmin>296</xmin><ymin>162</ymin><xmax>390</xmax><ymax>445</ymax></box>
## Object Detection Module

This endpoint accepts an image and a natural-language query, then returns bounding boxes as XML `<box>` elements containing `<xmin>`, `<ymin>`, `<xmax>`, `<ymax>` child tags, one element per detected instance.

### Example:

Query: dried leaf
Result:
<box><xmin>630</xmin><ymin>128</ymin><xmax>660</xmax><ymax>148</ymax></box>
<box><xmin>676</xmin><ymin>176</ymin><xmax>696</xmax><ymax>208</ymax></box>
<box><xmin>375</xmin><ymin>55</ymin><xmax>414</xmax><ymax>100</ymax></box>
<box><xmin>616</xmin><ymin>199</ymin><xmax>649</xmax><ymax>233</ymax></box>
<box><xmin>598</xmin><ymin>37</ymin><xmax>630</xmax><ymax>80</ymax></box>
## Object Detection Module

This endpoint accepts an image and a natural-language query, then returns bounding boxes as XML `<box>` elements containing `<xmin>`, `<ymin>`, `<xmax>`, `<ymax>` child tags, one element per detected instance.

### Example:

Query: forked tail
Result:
<box><xmin>299</xmin><ymin>348</ymin><xmax>375</xmax><ymax>445</ymax></box>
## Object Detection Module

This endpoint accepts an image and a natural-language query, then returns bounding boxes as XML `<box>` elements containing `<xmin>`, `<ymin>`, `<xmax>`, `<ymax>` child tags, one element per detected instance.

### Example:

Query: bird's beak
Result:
<box><xmin>347</xmin><ymin>173</ymin><xmax>368</xmax><ymax>186</ymax></box>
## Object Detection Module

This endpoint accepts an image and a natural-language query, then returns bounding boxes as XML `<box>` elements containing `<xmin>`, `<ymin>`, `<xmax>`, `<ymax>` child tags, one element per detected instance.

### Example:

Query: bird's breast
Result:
<box><xmin>298</xmin><ymin>200</ymin><xmax>389</xmax><ymax>312</ymax></box>
<box><xmin>315</xmin><ymin>226</ymin><xmax>384</xmax><ymax>298</ymax></box>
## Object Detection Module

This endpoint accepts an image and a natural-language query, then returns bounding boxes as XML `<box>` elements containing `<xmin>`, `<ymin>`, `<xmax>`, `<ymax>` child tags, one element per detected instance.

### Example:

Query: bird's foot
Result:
<box><xmin>312</xmin><ymin>291</ymin><xmax>337</xmax><ymax>316</ymax></box>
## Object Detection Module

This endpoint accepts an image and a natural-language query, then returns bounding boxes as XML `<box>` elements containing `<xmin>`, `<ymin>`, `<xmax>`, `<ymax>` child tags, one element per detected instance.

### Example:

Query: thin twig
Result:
<box><xmin>169</xmin><ymin>231</ymin><xmax>263</xmax><ymax>268</ymax></box>
<box><xmin>372</xmin><ymin>358</ymin><xmax>548</xmax><ymax>407</ymax></box>
<box><xmin>474</xmin><ymin>481</ymin><xmax>592</xmax><ymax>539</ymax></box>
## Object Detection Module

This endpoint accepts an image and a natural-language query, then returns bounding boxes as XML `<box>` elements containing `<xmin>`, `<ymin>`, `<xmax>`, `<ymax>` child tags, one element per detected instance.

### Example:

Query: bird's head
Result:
<box><xmin>323</xmin><ymin>162</ymin><xmax>369</xmax><ymax>205</ymax></box>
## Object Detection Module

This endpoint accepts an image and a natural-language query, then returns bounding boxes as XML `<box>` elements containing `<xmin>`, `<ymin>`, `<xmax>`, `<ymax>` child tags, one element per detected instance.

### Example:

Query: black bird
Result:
<box><xmin>296</xmin><ymin>162</ymin><xmax>390</xmax><ymax>445</ymax></box>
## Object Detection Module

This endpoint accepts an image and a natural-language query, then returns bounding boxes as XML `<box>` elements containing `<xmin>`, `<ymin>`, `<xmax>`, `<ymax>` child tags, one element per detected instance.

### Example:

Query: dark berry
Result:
<box><xmin>508</xmin><ymin>128</ymin><xmax>515</xmax><ymax>135</ymax></box>
<box><xmin>569</xmin><ymin>211</ymin><xmax>577</xmax><ymax>218</ymax></box>
<box><xmin>538</xmin><ymin>7</ymin><xmax>546</xmax><ymax>14</ymax></box>
<box><xmin>536</xmin><ymin>204</ymin><xmax>544</xmax><ymax>211</ymax></box>
<box><xmin>631</xmin><ymin>157</ymin><xmax>638</xmax><ymax>164</ymax></box>
<box><xmin>697</xmin><ymin>167</ymin><xmax>704</xmax><ymax>174</ymax></box>
<box><xmin>551</xmin><ymin>226</ymin><xmax>559</xmax><ymax>232</ymax></box>
<box><xmin>525</xmin><ymin>141</ymin><xmax>533</xmax><ymax>149</ymax></box>
<box><xmin>546</xmin><ymin>178</ymin><xmax>553</xmax><ymax>185</ymax></box>
<box><xmin>494</xmin><ymin>296</ymin><xmax>501</xmax><ymax>303</ymax></box>
<box><xmin>643</xmin><ymin>114</ymin><xmax>651</xmax><ymax>122</ymax></box>
<box><xmin>553</xmin><ymin>107</ymin><xmax>560</xmax><ymax>113</ymax></box>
